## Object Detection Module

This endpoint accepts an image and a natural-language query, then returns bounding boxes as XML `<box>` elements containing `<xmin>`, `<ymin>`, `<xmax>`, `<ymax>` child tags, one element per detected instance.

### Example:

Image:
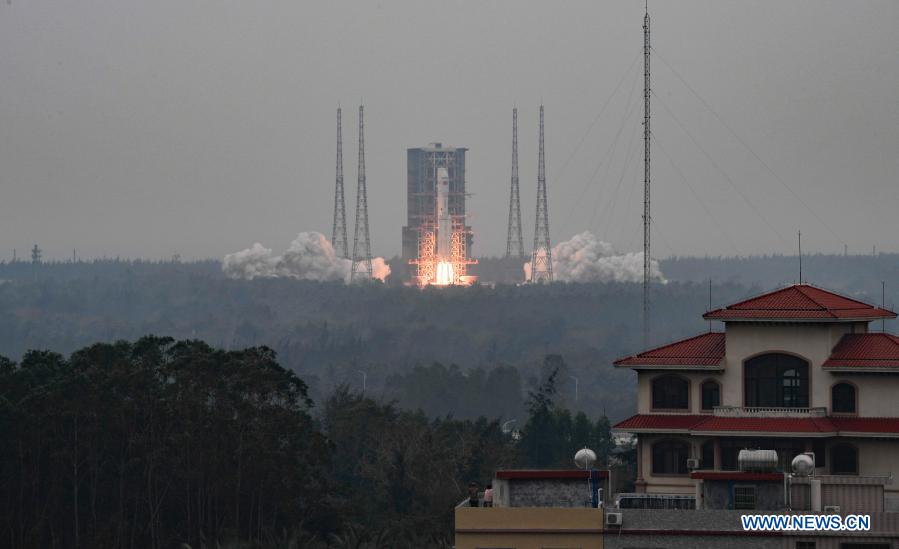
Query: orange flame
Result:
<box><xmin>434</xmin><ymin>261</ymin><xmax>455</xmax><ymax>285</ymax></box>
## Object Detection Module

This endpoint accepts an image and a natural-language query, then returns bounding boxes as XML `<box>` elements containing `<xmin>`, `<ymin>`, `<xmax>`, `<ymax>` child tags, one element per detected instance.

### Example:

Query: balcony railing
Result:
<box><xmin>713</xmin><ymin>406</ymin><xmax>828</xmax><ymax>418</ymax></box>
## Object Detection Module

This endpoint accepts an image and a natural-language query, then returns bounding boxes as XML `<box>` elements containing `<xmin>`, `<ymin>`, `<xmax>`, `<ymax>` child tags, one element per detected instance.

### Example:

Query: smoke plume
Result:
<box><xmin>223</xmin><ymin>232</ymin><xmax>390</xmax><ymax>283</ymax></box>
<box><xmin>524</xmin><ymin>231</ymin><xmax>665</xmax><ymax>283</ymax></box>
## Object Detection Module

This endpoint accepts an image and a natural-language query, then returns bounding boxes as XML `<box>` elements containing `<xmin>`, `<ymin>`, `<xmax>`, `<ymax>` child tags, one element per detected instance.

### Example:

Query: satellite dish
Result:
<box><xmin>575</xmin><ymin>448</ymin><xmax>597</xmax><ymax>469</ymax></box>
<box><xmin>792</xmin><ymin>453</ymin><xmax>815</xmax><ymax>476</ymax></box>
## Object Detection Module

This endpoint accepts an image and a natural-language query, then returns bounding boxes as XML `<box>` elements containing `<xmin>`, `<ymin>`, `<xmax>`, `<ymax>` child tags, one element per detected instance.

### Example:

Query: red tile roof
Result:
<box><xmin>613</xmin><ymin>414</ymin><xmax>708</xmax><ymax>432</ymax></box>
<box><xmin>691</xmin><ymin>416</ymin><xmax>836</xmax><ymax>435</ymax></box>
<box><xmin>690</xmin><ymin>471</ymin><xmax>784</xmax><ymax>481</ymax></box>
<box><xmin>613</xmin><ymin>414</ymin><xmax>899</xmax><ymax>437</ymax></box>
<box><xmin>704</xmin><ymin>284</ymin><xmax>896</xmax><ymax>322</ymax></box>
<box><xmin>614</xmin><ymin>332</ymin><xmax>725</xmax><ymax>367</ymax></box>
<box><xmin>824</xmin><ymin>333</ymin><xmax>899</xmax><ymax>369</ymax></box>
<box><xmin>830</xmin><ymin>417</ymin><xmax>899</xmax><ymax>434</ymax></box>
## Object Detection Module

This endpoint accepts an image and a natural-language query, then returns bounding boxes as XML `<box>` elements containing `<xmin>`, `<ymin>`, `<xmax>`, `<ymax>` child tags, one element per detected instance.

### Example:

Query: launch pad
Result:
<box><xmin>409</xmin><ymin>167</ymin><xmax>477</xmax><ymax>287</ymax></box>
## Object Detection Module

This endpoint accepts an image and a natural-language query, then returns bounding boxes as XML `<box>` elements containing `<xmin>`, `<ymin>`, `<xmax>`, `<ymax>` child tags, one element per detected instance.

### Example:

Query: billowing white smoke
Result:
<box><xmin>223</xmin><ymin>232</ymin><xmax>390</xmax><ymax>283</ymax></box>
<box><xmin>524</xmin><ymin>231</ymin><xmax>665</xmax><ymax>283</ymax></box>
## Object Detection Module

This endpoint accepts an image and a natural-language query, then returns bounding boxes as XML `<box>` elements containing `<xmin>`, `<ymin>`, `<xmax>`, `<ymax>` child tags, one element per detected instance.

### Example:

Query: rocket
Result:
<box><xmin>436</xmin><ymin>167</ymin><xmax>452</xmax><ymax>259</ymax></box>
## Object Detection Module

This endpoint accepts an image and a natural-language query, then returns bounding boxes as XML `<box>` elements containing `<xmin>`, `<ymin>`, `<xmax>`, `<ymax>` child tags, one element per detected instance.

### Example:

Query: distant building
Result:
<box><xmin>401</xmin><ymin>143</ymin><xmax>470</xmax><ymax>261</ymax></box>
<box><xmin>613</xmin><ymin>283</ymin><xmax>899</xmax><ymax>510</ymax></box>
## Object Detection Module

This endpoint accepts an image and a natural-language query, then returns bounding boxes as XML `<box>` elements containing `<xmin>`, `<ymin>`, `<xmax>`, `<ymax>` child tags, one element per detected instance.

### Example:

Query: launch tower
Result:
<box><xmin>405</xmin><ymin>144</ymin><xmax>476</xmax><ymax>286</ymax></box>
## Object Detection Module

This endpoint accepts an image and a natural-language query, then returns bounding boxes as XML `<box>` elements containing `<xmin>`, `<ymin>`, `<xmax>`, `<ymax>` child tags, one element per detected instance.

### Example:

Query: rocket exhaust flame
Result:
<box><xmin>410</xmin><ymin>167</ymin><xmax>477</xmax><ymax>287</ymax></box>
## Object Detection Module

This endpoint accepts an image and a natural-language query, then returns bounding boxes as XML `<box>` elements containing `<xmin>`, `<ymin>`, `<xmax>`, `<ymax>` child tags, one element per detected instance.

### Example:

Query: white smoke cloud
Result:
<box><xmin>223</xmin><ymin>232</ymin><xmax>390</xmax><ymax>283</ymax></box>
<box><xmin>524</xmin><ymin>231</ymin><xmax>665</xmax><ymax>283</ymax></box>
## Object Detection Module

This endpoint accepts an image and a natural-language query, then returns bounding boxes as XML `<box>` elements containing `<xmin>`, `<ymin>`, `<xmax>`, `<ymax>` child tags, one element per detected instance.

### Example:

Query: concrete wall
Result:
<box><xmin>603</xmin><ymin>509</ymin><xmax>899</xmax><ymax>549</ymax></box>
<box><xmin>493</xmin><ymin>477</ymin><xmax>608</xmax><ymax>508</ymax></box>
<box><xmin>455</xmin><ymin>507</ymin><xmax>603</xmax><ymax>549</ymax></box>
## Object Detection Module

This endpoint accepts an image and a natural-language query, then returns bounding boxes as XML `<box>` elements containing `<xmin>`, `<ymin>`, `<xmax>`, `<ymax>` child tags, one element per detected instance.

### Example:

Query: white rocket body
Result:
<box><xmin>436</xmin><ymin>167</ymin><xmax>452</xmax><ymax>259</ymax></box>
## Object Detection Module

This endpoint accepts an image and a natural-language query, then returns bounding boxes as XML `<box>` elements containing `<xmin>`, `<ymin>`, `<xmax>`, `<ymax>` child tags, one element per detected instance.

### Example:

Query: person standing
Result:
<box><xmin>467</xmin><ymin>481</ymin><xmax>480</xmax><ymax>507</ymax></box>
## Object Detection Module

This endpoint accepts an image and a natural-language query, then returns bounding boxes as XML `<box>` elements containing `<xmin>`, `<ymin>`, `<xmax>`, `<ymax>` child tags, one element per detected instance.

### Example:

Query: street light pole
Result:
<box><xmin>569</xmin><ymin>375</ymin><xmax>579</xmax><ymax>402</ymax></box>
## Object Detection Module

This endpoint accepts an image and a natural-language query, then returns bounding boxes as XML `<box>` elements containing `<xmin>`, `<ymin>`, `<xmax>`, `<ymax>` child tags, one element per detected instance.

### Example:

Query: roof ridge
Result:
<box><xmin>723</xmin><ymin>284</ymin><xmax>798</xmax><ymax>309</ymax></box>
<box><xmin>793</xmin><ymin>285</ymin><xmax>836</xmax><ymax>315</ymax></box>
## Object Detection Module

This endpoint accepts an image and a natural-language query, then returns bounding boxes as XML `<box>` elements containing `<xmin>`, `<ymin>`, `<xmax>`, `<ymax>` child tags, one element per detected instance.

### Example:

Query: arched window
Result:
<box><xmin>832</xmin><ymin>382</ymin><xmax>857</xmax><ymax>414</ymax></box>
<box><xmin>831</xmin><ymin>444</ymin><xmax>858</xmax><ymax>474</ymax></box>
<box><xmin>744</xmin><ymin>353</ymin><xmax>809</xmax><ymax>408</ymax></box>
<box><xmin>701</xmin><ymin>380</ymin><xmax>721</xmax><ymax>411</ymax></box>
<box><xmin>652</xmin><ymin>439</ymin><xmax>690</xmax><ymax>475</ymax></box>
<box><xmin>651</xmin><ymin>375</ymin><xmax>689</xmax><ymax>410</ymax></box>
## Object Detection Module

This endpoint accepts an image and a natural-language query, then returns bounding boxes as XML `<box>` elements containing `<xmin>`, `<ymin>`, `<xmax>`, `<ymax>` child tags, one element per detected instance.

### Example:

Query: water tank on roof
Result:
<box><xmin>574</xmin><ymin>448</ymin><xmax>597</xmax><ymax>469</ymax></box>
<box><xmin>738</xmin><ymin>449</ymin><xmax>778</xmax><ymax>472</ymax></box>
<box><xmin>792</xmin><ymin>453</ymin><xmax>815</xmax><ymax>476</ymax></box>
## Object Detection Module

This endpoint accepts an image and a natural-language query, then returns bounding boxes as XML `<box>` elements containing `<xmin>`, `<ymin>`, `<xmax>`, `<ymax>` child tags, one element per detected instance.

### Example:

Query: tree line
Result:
<box><xmin>0</xmin><ymin>338</ymin><xmax>618</xmax><ymax>549</ymax></box>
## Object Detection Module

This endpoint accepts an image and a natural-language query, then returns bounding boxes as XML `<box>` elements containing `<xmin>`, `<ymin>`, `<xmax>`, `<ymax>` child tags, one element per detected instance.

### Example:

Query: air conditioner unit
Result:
<box><xmin>823</xmin><ymin>505</ymin><xmax>841</xmax><ymax>514</ymax></box>
<box><xmin>686</xmin><ymin>458</ymin><xmax>700</xmax><ymax>470</ymax></box>
<box><xmin>606</xmin><ymin>512</ymin><xmax>623</xmax><ymax>526</ymax></box>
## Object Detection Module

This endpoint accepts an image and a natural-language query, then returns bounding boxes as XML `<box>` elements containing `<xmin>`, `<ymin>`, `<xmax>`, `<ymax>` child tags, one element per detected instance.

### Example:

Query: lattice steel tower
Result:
<box><xmin>351</xmin><ymin>105</ymin><xmax>373</xmax><ymax>281</ymax></box>
<box><xmin>331</xmin><ymin>107</ymin><xmax>349</xmax><ymax>258</ymax></box>
<box><xmin>506</xmin><ymin>107</ymin><xmax>524</xmax><ymax>258</ymax></box>
<box><xmin>642</xmin><ymin>5</ymin><xmax>652</xmax><ymax>345</ymax></box>
<box><xmin>529</xmin><ymin>105</ymin><xmax>553</xmax><ymax>283</ymax></box>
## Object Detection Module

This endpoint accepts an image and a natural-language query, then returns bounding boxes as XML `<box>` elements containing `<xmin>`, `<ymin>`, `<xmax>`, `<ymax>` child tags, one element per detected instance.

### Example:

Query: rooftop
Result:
<box><xmin>614</xmin><ymin>413</ymin><xmax>899</xmax><ymax>437</ymax></box>
<box><xmin>824</xmin><ymin>332</ymin><xmax>899</xmax><ymax>370</ymax></box>
<box><xmin>703</xmin><ymin>284</ymin><xmax>896</xmax><ymax>322</ymax></box>
<box><xmin>613</xmin><ymin>332</ymin><xmax>725</xmax><ymax>368</ymax></box>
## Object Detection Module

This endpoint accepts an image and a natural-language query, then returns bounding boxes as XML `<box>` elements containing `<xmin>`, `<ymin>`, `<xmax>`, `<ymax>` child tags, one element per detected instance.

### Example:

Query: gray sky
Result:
<box><xmin>2</xmin><ymin>0</ymin><xmax>898</xmax><ymax>261</ymax></box>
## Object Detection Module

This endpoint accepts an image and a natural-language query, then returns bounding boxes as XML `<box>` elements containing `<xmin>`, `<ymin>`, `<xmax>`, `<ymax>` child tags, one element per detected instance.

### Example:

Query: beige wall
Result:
<box><xmin>637</xmin><ymin>434</ymin><xmax>697</xmax><ymax>494</ymax></box>
<box><xmin>722</xmin><ymin>322</ymin><xmax>858</xmax><ymax>409</ymax></box>
<box><xmin>635</xmin><ymin>322</ymin><xmax>899</xmax><ymax>415</ymax></box>
<box><xmin>856</xmin><ymin>439</ymin><xmax>899</xmax><ymax>496</ymax></box>
<box><xmin>636</xmin><ymin>371</ymin><xmax>722</xmax><ymax>414</ymax></box>
<box><xmin>455</xmin><ymin>507</ymin><xmax>603</xmax><ymax>549</ymax></box>
<box><xmin>632</xmin><ymin>322</ymin><xmax>899</xmax><ymax>496</ymax></box>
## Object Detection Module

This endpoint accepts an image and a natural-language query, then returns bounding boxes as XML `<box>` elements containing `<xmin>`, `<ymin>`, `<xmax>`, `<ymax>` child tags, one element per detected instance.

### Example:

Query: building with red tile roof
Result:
<box><xmin>612</xmin><ymin>283</ymin><xmax>899</xmax><ymax>510</ymax></box>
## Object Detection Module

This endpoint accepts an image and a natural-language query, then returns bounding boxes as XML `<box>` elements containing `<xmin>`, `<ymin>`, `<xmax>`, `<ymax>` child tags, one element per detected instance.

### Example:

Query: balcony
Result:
<box><xmin>713</xmin><ymin>406</ymin><xmax>828</xmax><ymax>418</ymax></box>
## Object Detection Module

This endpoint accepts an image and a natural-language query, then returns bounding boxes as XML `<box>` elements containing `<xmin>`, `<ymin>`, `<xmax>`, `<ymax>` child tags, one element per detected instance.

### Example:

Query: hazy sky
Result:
<box><xmin>2</xmin><ymin>1</ymin><xmax>898</xmax><ymax>261</ymax></box>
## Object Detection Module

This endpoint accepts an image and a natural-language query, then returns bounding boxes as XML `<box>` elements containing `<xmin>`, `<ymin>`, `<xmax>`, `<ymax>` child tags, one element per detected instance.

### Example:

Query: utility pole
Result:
<box><xmin>529</xmin><ymin>105</ymin><xmax>553</xmax><ymax>282</ymax></box>
<box><xmin>642</xmin><ymin>3</ymin><xmax>652</xmax><ymax>346</ymax></box>
<box><xmin>798</xmin><ymin>230</ymin><xmax>802</xmax><ymax>283</ymax></box>
<box><xmin>506</xmin><ymin>107</ymin><xmax>524</xmax><ymax>258</ymax></box>
<box><xmin>350</xmin><ymin>105</ymin><xmax>373</xmax><ymax>281</ymax></box>
<box><xmin>332</xmin><ymin>107</ymin><xmax>349</xmax><ymax>258</ymax></box>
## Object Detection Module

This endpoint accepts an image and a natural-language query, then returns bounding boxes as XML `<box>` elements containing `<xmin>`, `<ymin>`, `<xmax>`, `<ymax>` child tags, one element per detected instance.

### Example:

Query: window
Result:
<box><xmin>701</xmin><ymin>440</ymin><xmax>715</xmax><ymax>469</ymax></box>
<box><xmin>840</xmin><ymin>544</ymin><xmax>890</xmax><ymax>549</ymax></box>
<box><xmin>831</xmin><ymin>444</ymin><xmax>858</xmax><ymax>474</ymax></box>
<box><xmin>795</xmin><ymin>542</ymin><xmax>816</xmax><ymax>549</ymax></box>
<box><xmin>651</xmin><ymin>439</ymin><xmax>689</xmax><ymax>475</ymax></box>
<box><xmin>701</xmin><ymin>380</ymin><xmax>720</xmax><ymax>411</ymax></box>
<box><xmin>832</xmin><ymin>382</ymin><xmax>857</xmax><ymax>414</ymax></box>
<box><xmin>652</xmin><ymin>375</ymin><xmax>689</xmax><ymax>410</ymax></box>
<box><xmin>744</xmin><ymin>353</ymin><xmax>809</xmax><ymax>407</ymax></box>
<box><xmin>733</xmin><ymin>485</ymin><xmax>755</xmax><ymax>510</ymax></box>
<box><xmin>813</xmin><ymin>440</ymin><xmax>826</xmax><ymax>468</ymax></box>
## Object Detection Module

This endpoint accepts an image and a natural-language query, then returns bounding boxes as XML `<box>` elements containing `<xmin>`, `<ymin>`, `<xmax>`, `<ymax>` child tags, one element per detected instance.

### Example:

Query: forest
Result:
<box><xmin>0</xmin><ymin>337</ymin><xmax>620</xmax><ymax>548</ymax></box>
<box><xmin>0</xmin><ymin>253</ymin><xmax>895</xmax><ymax>423</ymax></box>
<box><xmin>0</xmin><ymin>254</ymin><xmax>899</xmax><ymax>422</ymax></box>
